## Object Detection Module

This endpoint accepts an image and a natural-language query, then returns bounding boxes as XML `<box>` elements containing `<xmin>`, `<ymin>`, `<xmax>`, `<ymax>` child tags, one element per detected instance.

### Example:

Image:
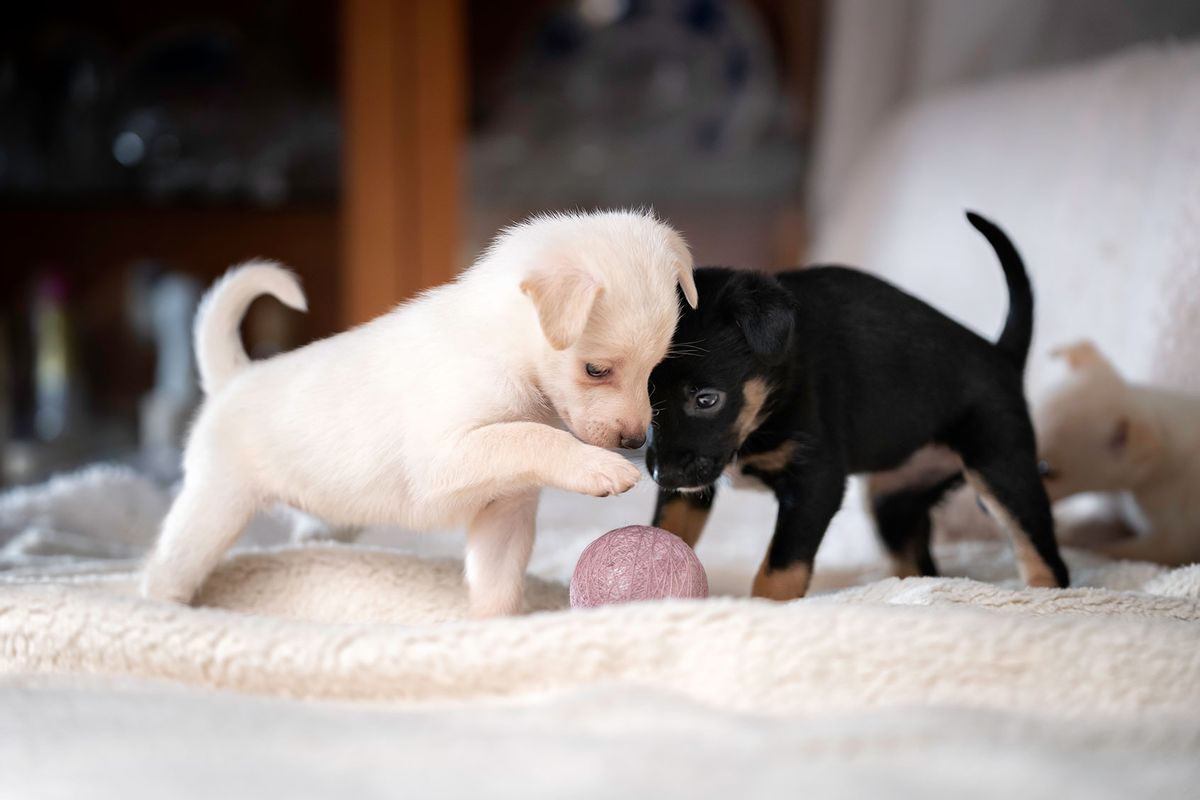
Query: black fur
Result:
<box><xmin>647</xmin><ymin>212</ymin><xmax>1069</xmax><ymax>594</ymax></box>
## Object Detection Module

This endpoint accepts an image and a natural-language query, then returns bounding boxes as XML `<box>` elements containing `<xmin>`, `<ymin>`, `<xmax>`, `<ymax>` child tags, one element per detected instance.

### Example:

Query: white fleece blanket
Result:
<box><xmin>5</xmin><ymin>544</ymin><xmax>1200</xmax><ymax>713</ymax></box>
<box><xmin>1</xmin><ymin>465</ymin><xmax>1199</xmax><ymax>798</ymax></box>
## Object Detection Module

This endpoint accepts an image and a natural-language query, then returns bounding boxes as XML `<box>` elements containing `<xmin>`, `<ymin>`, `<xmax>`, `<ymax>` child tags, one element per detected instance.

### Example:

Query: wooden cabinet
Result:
<box><xmin>341</xmin><ymin>0</ymin><xmax>464</xmax><ymax>326</ymax></box>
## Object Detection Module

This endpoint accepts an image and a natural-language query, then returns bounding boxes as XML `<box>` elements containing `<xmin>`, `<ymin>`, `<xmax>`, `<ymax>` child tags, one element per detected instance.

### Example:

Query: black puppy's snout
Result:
<box><xmin>649</xmin><ymin>449</ymin><xmax>721</xmax><ymax>489</ymax></box>
<box><xmin>654</xmin><ymin>462</ymin><xmax>688</xmax><ymax>487</ymax></box>
<box><xmin>619</xmin><ymin>433</ymin><xmax>646</xmax><ymax>450</ymax></box>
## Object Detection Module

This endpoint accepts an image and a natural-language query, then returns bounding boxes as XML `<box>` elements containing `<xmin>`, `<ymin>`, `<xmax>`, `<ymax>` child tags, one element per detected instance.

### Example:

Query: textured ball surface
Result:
<box><xmin>570</xmin><ymin>525</ymin><xmax>709</xmax><ymax>608</ymax></box>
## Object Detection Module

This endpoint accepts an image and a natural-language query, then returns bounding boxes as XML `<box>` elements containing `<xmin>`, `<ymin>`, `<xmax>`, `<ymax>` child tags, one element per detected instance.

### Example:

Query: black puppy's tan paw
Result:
<box><xmin>751</xmin><ymin>561</ymin><xmax>811</xmax><ymax>601</ymax></box>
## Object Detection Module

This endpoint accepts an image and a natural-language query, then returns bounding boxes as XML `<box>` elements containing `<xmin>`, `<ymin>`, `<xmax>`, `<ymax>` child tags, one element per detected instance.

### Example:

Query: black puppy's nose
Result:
<box><xmin>619</xmin><ymin>433</ymin><xmax>646</xmax><ymax>449</ymax></box>
<box><xmin>691</xmin><ymin>455</ymin><xmax>715</xmax><ymax>477</ymax></box>
<box><xmin>653</xmin><ymin>463</ymin><xmax>688</xmax><ymax>487</ymax></box>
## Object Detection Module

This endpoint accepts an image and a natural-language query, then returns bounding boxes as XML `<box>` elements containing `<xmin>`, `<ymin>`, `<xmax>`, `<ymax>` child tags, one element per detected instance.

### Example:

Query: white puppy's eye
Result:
<box><xmin>585</xmin><ymin>363</ymin><xmax>611</xmax><ymax>379</ymax></box>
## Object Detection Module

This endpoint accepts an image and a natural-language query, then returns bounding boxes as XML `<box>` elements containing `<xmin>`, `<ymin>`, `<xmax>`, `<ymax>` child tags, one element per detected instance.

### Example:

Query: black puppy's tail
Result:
<box><xmin>966</xmin><ymin>211</ymin><xmax>1033</xmax><ymax>372</ymax></box>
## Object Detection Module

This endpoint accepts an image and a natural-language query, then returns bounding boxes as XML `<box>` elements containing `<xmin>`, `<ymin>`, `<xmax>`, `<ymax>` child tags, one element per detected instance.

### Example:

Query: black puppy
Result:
<box><xmin>646</xmin><ymin>213</ymin><xmax>1069</xmax><ymax>599</ymax></box>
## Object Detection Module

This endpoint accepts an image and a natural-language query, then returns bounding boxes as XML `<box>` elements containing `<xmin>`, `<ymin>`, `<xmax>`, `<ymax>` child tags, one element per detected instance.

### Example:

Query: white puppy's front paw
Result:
<box><xmin>566</xmin><ymin>450</ymin><xmax>642</xmax><ymax>497</ymax></box>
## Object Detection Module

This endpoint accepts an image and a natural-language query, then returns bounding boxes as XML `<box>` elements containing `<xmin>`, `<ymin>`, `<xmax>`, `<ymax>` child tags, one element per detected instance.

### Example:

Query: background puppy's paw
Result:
<box><xmin>567</xmin><ymin>451</ymin><xmax>641</xmax><ymax>497</ymax></box>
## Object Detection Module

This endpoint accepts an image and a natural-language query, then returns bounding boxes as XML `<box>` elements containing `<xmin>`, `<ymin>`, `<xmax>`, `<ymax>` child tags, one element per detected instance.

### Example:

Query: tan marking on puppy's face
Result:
<box><xmin>655</xmin><ymin>496</ymin><xmax>711</xmax><ymax>548</ymax></box>
<box><xmin>733</xmin><ymin>378</ymin><xmax>770</xmax><ymax>444</ymax></box>
<box><xmin>964</xmin><ymin>470</ymin><xmax>1058</xmax><ymax>588</ymax></box>
<box><xmin>752</xmin><ymin>561</ymin><xmax>811</xmax><ymax>601</ymax></box>
<box><xmin>739</xmin><ymin>440</ymin><xmax>798</xmax><ymax>473</ymax></box>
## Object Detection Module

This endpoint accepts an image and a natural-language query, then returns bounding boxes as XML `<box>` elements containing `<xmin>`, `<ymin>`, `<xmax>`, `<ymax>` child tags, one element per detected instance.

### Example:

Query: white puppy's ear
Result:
<box><xmin>520</xmin><ymin>266</ymin><xmax>603</xmax><ymax>350</ymax></box>
<box><xmin>676</xmin><ymin>260</ymin><xmax>699</xmax><ymax>309</ymax></box>
<box><xmin>664</xmin><ymin>227</ymin><xmax>698</xmax><ymax>309</ymax></box>
<box><xmin>1052</xmin><ymin>340</ymin><xmax>1116</xmax><ymax>375</ymax></box>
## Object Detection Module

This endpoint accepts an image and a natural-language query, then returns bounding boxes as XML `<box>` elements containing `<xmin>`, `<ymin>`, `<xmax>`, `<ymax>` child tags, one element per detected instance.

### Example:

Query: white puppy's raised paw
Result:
<box><xmin>566</xmin><ymin>450</ymin><xmax>642</xmax><ymax>497</ymax></box>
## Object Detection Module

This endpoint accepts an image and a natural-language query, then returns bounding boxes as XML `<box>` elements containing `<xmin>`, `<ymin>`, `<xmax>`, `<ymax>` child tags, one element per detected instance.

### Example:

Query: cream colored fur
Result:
<box><xmin>1035</xmin><ymin>341</ymin><xmax>1200</xmax><ymax>565</ymax></box>
<box><xmin>140</xmin><ymin>210</ymin><xmax>697</xmax><ymax>616</ymax></box>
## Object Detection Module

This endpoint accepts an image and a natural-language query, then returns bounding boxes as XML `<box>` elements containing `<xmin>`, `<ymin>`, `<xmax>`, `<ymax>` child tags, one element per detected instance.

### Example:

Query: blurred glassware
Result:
<box><xmin>109</xmin><ymin>23</ymin><xmax>339</xmax><ymax>206</ymax></box>
<box><xmin>471</xmin><ymin>0</ymin><xmax>803</xmax><ymax>206</ymax></box>
<box><xmin>0</xmin><ymin>33</ymin><xmax>120</xmax><ymax>198</ymax></box>
<box><xmin>3</xmin><ymin>272</ymin><xmax>87</xmax><ymax>486</ymax></box>
<box><xmin>127</xmin><ymin>263</ymin><xmax>201</xmax><ymax>480</ymax></box>
<box><xmin>32</xmin><ymin>273</ymin><xmax>78</xmax><ymax>444</ymax></box>
<box><xmin>0</xmin><ymin>13</ymin><xmax>339</xmax><ymax>206</ymax></box>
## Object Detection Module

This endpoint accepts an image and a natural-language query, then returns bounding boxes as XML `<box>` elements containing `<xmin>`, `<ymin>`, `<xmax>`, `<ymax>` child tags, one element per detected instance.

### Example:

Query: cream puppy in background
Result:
<box><xmin>141</xmin><ymin>210</ymin><xmax>698</xmax><ymax>616</ymax></box>
<box><xmin>1035</xmin><ymin>341</ymin><xmax>1200</xmax><ymax>566</ymax></box>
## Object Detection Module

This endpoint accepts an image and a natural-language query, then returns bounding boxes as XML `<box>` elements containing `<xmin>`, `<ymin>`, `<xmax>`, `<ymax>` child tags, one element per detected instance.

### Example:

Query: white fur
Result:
<box><xmin>140</xmin><ymin>210</ymin><xmax>696</xmax><ymax>615</ymax></box>
<box><xmin>194</xmin><ymin>260</ymin><xmax>307</xmax><ymax>394</ymax></box>
<box><xmin>1035</xmin><ymin>341</ymin><xmax>1200</xmax><ymax>566</ymax></box>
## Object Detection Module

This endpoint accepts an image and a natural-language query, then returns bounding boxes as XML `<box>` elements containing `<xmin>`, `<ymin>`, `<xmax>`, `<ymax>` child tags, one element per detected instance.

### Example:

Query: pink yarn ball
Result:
<box><xmin>570</xmin><ymin>525</ymin><xmax>709</xmax><ymax>608</ymax></box>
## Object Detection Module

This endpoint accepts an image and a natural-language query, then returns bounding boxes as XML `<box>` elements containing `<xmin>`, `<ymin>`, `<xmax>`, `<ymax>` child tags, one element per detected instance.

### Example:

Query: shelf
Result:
<box><xmin>0</xmin><ymin>204</ymin><xmax>341</xmax><ymax>337</ymax></box>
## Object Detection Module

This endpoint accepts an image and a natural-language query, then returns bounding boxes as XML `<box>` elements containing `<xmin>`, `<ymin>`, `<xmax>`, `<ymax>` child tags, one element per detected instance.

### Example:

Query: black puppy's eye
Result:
<box><xmin>585</xmin><ymin>363</ymin><xmax>610</xmax><ymax>379</ymax></box>
<box><xmin>686</xmin><ymin>388</ymin><xmax>725</xmax><ymax>416</ymax></box>
<box><xmin>1037</xmin><ymin>460</ymin><xmax>1058</xmax><ymax>480</ymax></box>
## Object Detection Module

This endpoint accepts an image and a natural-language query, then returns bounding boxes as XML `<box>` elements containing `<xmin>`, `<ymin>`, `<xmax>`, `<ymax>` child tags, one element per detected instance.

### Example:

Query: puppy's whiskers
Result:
<box><xmin>667</xmin><ymin>337</ymin><xmax>709</xmax><ymax>359</ymax></box>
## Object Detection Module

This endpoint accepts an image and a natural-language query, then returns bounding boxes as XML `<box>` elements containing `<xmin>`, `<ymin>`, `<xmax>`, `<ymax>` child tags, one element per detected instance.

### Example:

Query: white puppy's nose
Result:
<box><xmin>619</xmin><ymin>433</ymin><xmax>646</xmax><ymax>449</ymax></box>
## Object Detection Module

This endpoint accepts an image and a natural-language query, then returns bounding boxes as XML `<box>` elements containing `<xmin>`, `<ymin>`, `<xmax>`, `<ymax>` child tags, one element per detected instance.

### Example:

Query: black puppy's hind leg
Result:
<box><xmin>653</xmin><ymin>485</ymin><xmax>716</xmax><ymax>548</ymax></box>
<box><xmin>872</xmin><ymin>488</ymin><xmax>936</xmax><ymax>578</ymax></box>
<box><xmin>955</xmin><ymin>414</ymin><xmax>1070</xmax><ymax>588</ymax></box>
<box><xmin>871</xmin><ymin>473</ymin><xmax>963</xmax><ymax>578</ymax></box>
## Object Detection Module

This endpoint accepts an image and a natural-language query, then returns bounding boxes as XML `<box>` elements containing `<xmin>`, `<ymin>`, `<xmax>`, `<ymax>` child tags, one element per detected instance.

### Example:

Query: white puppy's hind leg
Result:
<box><xmin>465</xmin><ymin>490</ymin><xmax>539</xmax><ymax>618</ymax></box>
<box><xmin>140</xmin><ymin>477</ymin><xmax>255</xmax><ymax>604</ymax></box>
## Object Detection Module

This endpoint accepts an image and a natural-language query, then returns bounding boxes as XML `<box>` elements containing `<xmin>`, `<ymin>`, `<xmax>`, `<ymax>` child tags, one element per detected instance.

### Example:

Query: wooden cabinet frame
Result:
<box><xmin>341</xmin><ymin>0</ymin><xmax>464</xmax><ymax>326</ymax></box>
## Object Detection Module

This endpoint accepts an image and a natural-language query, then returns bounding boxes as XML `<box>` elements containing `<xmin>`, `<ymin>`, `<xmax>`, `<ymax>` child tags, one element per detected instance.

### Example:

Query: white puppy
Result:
<box><xmin>141</xmin><ymin>210</ymin><xmax>697</xmax><ymax>616</ymax></box>
<box><xmin>1035</xmin><ymin>341</ymin><xmax>1200</xmax><ymax>566</ymax></box>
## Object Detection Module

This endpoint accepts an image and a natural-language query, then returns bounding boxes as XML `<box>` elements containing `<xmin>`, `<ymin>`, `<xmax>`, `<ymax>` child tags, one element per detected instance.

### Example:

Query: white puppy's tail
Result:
<box><xmin>195</xmin><ymin>260</ymin><xmax>307</xmax><ymax>394</ymax></box>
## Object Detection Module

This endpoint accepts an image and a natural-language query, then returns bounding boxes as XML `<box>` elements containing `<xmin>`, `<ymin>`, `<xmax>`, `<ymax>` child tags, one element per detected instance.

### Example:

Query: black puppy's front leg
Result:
<box><xmin>652</xmin><ymin>485</ymin><xmax>716</xmax><ymax>548</ymax></box>
<box><xmin>752</xmin><ymin>460</ymin><xmax>847</xmax><ymax>601</ymax></box>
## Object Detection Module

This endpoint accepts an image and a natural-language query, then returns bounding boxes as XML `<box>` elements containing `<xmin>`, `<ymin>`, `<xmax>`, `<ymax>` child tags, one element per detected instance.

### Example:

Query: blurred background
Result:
<box><xmin>1</xmin><ymin>0</ymin><xmax>1198</xmax><ymax>487</ymax></box>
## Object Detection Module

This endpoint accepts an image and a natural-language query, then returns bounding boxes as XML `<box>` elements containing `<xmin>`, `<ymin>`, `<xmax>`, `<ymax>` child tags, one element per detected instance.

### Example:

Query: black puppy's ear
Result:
<box><xmin>722</xmin><ymin>272</ymin><xmax>795</xmax><ymax>366</ymax></box>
